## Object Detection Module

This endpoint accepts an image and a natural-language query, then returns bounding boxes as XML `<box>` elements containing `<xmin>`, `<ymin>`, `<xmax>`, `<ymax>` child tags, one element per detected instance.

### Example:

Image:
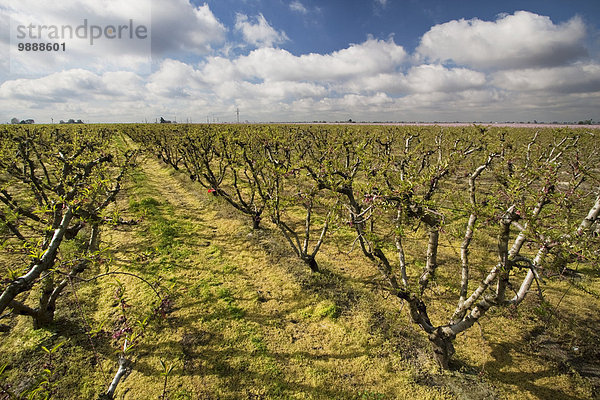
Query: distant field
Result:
<box><xmin>294</xmin><ymin>122</ymin><xmax>600</xmax><ymax>129</ymax></box>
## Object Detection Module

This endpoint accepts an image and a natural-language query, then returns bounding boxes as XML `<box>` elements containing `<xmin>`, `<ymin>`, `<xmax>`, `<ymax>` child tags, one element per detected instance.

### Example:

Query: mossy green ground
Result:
<box><xmin>1</xmin><ymin>154</ymin><xmax>599</xmax><ymax>399</ymax></box>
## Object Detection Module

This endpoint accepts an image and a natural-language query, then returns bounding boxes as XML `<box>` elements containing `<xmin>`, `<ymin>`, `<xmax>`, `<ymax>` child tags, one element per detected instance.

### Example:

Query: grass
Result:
<box><xmin>1</xmin><ymin>151</ymin><xmax>599</xmax><ymax>399</ymax></box>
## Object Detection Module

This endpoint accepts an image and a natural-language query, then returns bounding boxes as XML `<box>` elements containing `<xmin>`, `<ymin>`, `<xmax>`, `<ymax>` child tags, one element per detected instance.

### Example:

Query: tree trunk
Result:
<box><xmin>302</xmin><ymin>255</ymin><xmax>319</xmax><ymax>273</ymax></box>
<box><xmin>252</xmin><ymin>214</ymin><xmax>261</xmax><ymax>230</ymax></box>
<box><xmin>429</xmin><ymin>329</ymin><xmax>456</xmax><ymax>370</ymax></box>
<box><xmin>32</xmin><ymin>307</ymin><xmax>55</xmax><ymax>330</ymax></box>
<box><xmin>9</xmin><ymin>299</ymin><xmax>54</xmax><ymax>330</ymax></box>
<box><xmin>34</xmin><ymin>274</ymin><xmax>56</xmax><ymax>329</ymax></box>
<box><xmin>88</xmin><ymin>223</ymin><xmax>100</xmax><ymax>253</ymax></box>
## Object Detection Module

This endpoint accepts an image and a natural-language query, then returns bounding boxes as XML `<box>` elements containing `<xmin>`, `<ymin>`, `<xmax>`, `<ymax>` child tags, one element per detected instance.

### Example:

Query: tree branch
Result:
<box><xmin>0</xmin><ymin>207</ymin><xmax>73</xmax><ymax>316</ymax></box>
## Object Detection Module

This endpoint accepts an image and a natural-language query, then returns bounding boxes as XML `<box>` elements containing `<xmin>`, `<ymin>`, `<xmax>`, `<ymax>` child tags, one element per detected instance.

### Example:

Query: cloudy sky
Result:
<box><xmin>0</xmin><ymin>0</ymin><xmax>599</xmax><ymax>123</ymax></box>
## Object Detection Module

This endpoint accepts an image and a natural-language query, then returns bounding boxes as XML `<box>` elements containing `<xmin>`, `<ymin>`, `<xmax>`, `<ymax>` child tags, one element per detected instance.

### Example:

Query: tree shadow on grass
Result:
<box><xmin>131</xmin><ymin>330</ymin><xmax>382</xmax><ymax>400</ymax></box>
<box><xmin>481</xmin><ymin>339</ymin><xmax>591</xmax><ymax>400</ymax></box>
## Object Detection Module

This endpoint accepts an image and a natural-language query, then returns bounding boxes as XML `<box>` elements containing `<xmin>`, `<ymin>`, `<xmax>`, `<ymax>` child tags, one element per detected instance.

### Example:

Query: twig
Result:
<box><xmin>69</xmin><ymin>271</ymin><xmax>162</xmax><ymax>301</ymax></box>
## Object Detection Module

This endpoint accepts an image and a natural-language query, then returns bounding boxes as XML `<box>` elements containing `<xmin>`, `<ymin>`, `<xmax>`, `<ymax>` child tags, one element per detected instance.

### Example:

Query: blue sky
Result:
<box><xmin>1</xmin><ymin>0</ymin><xmax>599</xmax><ymax>123</ymax></box>
<box><xmin>209</xmin><ymin>0</ymin><xmax>600</xmax><ymax>56</ymax></box>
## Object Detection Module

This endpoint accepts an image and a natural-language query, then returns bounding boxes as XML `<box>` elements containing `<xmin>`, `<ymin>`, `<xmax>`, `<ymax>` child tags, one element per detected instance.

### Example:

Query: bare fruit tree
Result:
<box><xmin>327</xmin><ymin>127</ymin><xmax>599</xmax><ymax>368</ymax></box>
<box><xmin>0</xmin><ymin>126</ymin><xmax>136</xmax><ymax>330</ymax></box>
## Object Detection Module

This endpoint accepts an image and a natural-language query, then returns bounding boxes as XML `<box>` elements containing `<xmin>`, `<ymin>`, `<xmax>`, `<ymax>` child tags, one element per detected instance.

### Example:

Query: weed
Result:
<box><xmin>216</xmin><ymin>287</ymin><xmax>232</xmax><ymax>300</ymax></box>
<box><xmin>188</xmin><ymin>280</ymin><xmax>215</xmax><ymax>302</ymax></box>
<box><xmin>151</xmin><ymin>220</ymin><xmax>179</xmax><ymax>250</ymax></box>
<box><xmin>250</xmin><ymin>335</ymin><xmax>267</xmax><ymax>354</ymax></box>
<box><xmin>355</xmin><ymin>390</ymin><xmax>387</xmax><ymax>399</ymax></box>
<box><xmin>159</xmin><ymin>359</ymin><xmax>175</xmax><ymax>400</ymax></box>
<box><xmin>25</xmin><ymin>341</ymin><xmax>67</xmax><ymax>399</ymax></box>
<box><xmin>227</xmin><ymin>303</ymin><xmax>245</xmax><ymax>320</ymax></box>
<box><xmin>215</xmin><ymin>287</ymin><xmax>245</xmax><ymax>319</ymax></box>
<box><xmin>0</xmin><ymin>363</ymin><xmax>16</xmax><ymax>398</ymax></box>
<box><xmin>315</xmin><ymin>300</ymin><xmax>341</xmax><ymax>319</ymax></box>
<box><xmin>171</xmin><ymin>389</ymin><xmax>193</xmax><ymax>400</ymax></box>
<box><xmin>205</xmin><ymin>244</ymin><xmax>222</xmax><ymax>259</ymax></box>
<box><xmin>222</xmin><ymin>263</ymin><xmax>237</xmax><ymax>275</ymax></box>
<box><xmin>129</xmin><ymin>196</ymin><xmax>161</xmax><ymax>217</ymax></box>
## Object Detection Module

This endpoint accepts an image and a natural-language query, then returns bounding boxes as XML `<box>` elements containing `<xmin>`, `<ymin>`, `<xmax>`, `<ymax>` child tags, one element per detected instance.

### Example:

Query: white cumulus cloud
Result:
<box><xmin>342</xmin><ymin>65</ymin><xmax>486</xmax><ymax>94</ymax></box>
<box><xmin>228</xmin><ymin>37</ymin><xmax>406</xmax><ymax>82</ymax></box>
<box><xmin>417</xmin><ymin>11</ymin><xmax>587</xmax><ymax>70</ymax></box>
<box><xmin>492</xmin><ymin>63</ymin><xmax>600</xmax><ymax>93</ymax></box>
<box><xmin>146</xmin><ymin>59</ymin><xmax>206</xmax><ymax>98</ymax></box>
<box><xmin>150</xmin><ymin>0</ymin><xmax>226</xmax><ymax>56</ymax></box>
<box><xmin>235</xmin><ymin>13</ymin><xmax>288</xmax><ymax>48</ymax></box>
<box><xmin>0</xmin><ymin>68</ymin><xmax>150</xmax><ymax>102</ymax></box>
<box><xmin>402</xmin><ymin>64</ymin><xmax>487</xmax><ymax>93</ymax></box>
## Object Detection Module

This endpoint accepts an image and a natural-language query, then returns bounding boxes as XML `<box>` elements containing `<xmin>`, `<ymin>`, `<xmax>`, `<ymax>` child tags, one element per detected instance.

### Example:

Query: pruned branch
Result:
<box><xmin>454</xmin><ymin>153</ymin><xmax>497</xmax><ymax>321</ymax></box>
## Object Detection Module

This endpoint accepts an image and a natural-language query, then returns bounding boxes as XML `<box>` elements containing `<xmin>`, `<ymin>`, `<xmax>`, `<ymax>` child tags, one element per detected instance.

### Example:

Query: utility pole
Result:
<box><xmin>236</xmin><ymin>107</ymin><xmax>240</xmax><ymax>123</ymax></box>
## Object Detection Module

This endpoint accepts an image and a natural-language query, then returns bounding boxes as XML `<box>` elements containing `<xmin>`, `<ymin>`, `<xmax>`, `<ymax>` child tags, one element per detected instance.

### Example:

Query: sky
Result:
<box><xmin>0</xmin><ymin>0</ymin><xmax>599</xmax><ymax>123</ymax></box>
